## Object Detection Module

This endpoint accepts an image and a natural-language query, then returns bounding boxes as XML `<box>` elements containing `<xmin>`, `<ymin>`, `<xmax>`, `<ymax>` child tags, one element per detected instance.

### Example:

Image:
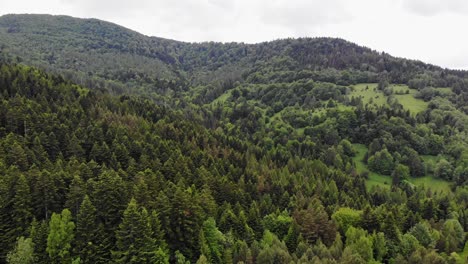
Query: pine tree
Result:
<box><xmin>65</xmin><ymin>134</ymin><xmax>85</xmax><ymax>160</ymax></box>
<box><xmin>30</xmin><ymin>219</ymin><xmax>49</xmax><ymax>264</ymax></box>
<box><xmin>90</xmin><ymin>169</ymin><xmax>128</xmax><ymax>256</ymax></box>
<box><xmin>361</xmin><ymin>206</ymin><xmax>379</xmax><ymax>232</ymax></box>
<box><xmin>10</xmin><ymin>174</ymin><xmax>33</xmax><ymax>239</ymax></box>
<box><xmin>65</xmin><ymin>174</ymin><xmax>85</xmax><ymax>216</ymax></box>
<box><xmin>149</xmin><ymin>210</ymin><xmax>166</xmax><ymax>249</ymax></box>
<box><xmin>75</xmin><ymin>195</ymin><xmax>99</xmax><ymax>263</ymax></box>
<box><xmin>32</xmin><ymin>170</ymin><xmax>57</xmax><ymax>220</ymax></box>
<box><xmin>113</xmin><ymin>198</ymin><xmax>166</xmax><ymax>263</ymax></box>
<box><xmin>6</xmin><ymin>142</ymin><xmax>29</xmax><ymax>171</ymax></box>
<box><xmin>199</xmin><ymin>217</ymin><xmax>225</xmax><ymax>264</ymax></box>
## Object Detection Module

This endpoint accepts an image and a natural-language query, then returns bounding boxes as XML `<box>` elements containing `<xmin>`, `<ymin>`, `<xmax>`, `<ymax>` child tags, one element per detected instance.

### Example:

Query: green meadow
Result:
<box><xmin>352</xmin><ymin>144</ymin><xmax>451</xmax><ymax>192</ymax></box>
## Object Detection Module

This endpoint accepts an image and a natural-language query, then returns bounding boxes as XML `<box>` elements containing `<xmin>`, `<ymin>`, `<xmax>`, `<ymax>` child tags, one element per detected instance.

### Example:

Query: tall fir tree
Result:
<box><xmin>113</xmin><ymin>198</ymin><xmax>167</xmax><ymax>263</ymax></box>
<box><xmin>75</xmin><ymin>195</ymin><xmax>100</xmax><ymax>264</ymax></box>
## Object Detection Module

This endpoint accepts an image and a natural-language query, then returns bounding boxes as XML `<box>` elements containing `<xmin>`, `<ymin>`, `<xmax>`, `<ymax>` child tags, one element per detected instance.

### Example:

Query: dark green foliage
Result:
<box><xmin>368</xmin><ymin>148</ymin><xmax>394</xmax><ymax>175</ymax></box>
<box><xmin>113</xmin><ymin>198</ymin><xmax>167</xmax><ymax>263</ymax></box>
<box><xmin>75</xmin><ymin>195</ymin><xmax>101</xmax><ymax>263</ymax></box>
<box><xmin>0</xmin><ymin>15</ymin><xmax>466</xmax><ymax>263</ymax></box>
<box><xmin>30</xmin><ymin>219</ymin><xmax>49</xmax><ymax>264</ymax></box>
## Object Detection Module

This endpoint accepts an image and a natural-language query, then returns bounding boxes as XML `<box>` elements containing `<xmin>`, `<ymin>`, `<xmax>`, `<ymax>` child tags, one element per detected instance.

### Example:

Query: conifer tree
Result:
<box><xmin>65</xmin><ymin>174</ymin><xmax>85</xmax><ymax>216</ymax></box>
<box><xmin>10</xmin><ymin>174</ymin><xmax>33</xmax><ymax>239</ymax></box>
<box><xmin>113</xmin><ymin>198</ymin><xmax>167</xmax><ymax>263</ymax></box>
<box><xmin>75</xmin><ymin>195</ymin><xmax>99</xmax><ymax>263</ymax></box>
<box><xmin>30</xmin><ymin>219</ymin><xmax>49</xmax><ymax>264</ymax></box>
<box><xmin>199</xmin><ymin>217</ymin><xmax>225</xmax><ymax>264</ymax></box>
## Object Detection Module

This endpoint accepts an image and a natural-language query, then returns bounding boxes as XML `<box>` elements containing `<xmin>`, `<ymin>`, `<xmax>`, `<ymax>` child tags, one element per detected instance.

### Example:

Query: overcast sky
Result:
<box><xmin>1</xmin><ymin>0</ymin><xmax>468</xmax><ymax>69</ymax></box>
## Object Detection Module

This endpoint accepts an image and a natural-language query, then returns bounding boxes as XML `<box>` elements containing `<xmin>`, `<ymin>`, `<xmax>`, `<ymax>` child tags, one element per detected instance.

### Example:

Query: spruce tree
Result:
<box><xmin>30</xmin><ymin>219</ymin><xmax>49</xmax><ymax>264</ymax></box>
<box><xmin>10</xmin><ymin>174</ymin><xmax>33</xmax><ymax>239</ymax></box>
<box><xmin>75</xmin><ymin>195</ymin><xmax>99</xmax><ymax>263</ymax></box>
<box><xmin>113</xmin><ymin>198</ymin><xmax>167</xmax><ymax>263</ymax></box>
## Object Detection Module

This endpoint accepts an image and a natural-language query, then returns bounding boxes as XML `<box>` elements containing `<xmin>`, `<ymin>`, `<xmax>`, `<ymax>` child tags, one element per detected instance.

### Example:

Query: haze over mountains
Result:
<box><xmin>0</xmin><ymin>13</ymin><xmax>467</xmax><ymax>264</ymax></box>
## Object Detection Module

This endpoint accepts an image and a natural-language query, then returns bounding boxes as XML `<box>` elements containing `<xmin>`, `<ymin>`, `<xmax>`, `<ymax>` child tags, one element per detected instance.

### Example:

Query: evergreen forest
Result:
<box><xmin>0</xmin><ymin>14</ymin><xmax>467</xmax><ymax>264</ymax></box>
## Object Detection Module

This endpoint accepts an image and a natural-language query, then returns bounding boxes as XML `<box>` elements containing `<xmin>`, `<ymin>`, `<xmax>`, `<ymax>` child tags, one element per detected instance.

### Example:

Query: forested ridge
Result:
<box><xmin>0</xmin><ymin>14</ymin><xmax>467</xmax><ymax>264</ymax></box>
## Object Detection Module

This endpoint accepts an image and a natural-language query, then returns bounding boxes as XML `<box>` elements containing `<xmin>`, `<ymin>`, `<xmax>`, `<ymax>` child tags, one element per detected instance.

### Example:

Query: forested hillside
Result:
<box><xmin>0</xmin><ymin>14</ymin><xmax>467</xmax><ymax>264</ymax></box>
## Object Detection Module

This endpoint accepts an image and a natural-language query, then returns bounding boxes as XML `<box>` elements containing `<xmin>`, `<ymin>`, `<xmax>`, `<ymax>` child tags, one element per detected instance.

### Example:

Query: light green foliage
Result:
<box><xmin>6</xmin><ymin>237</ymin><xmax>35</xmax><ymax>264</ymax></box>
<box><xmin>257</xmin><ymin>231</ymin><xmax>292</xmax><ymax>264</ymax></box>
<box><xmin>345</xmin><ymin>227</ymin><xmax>374</xmax><ymax>262</ymax></box>
<box><xmin>441</xmin><ymin>219</ymin><xmax>465</xmax><ymax>253</ymax></box>
<box><xmin>392</xmin><ymin>86</ymin><xmax>429</xmax><ymax>114</ymax></box>
<box><xmin>262</xmin><ymin>211</ymin><xmax>293</xmax><ymax>239</ymax></box>
<box><xmin>434</xmin><ymin>159</ymin><xmax>454</xmax><ymax>180</ymax></box>
<box><xmin>175</xmin><ymin>250</ymin><xmax>190</xmax><ymax>264</ymax></box>
<box><xmin>332</xmin><ymin>207</ymin><xmax>362</xmax><ymax>234</ymax></box>
<box><xmin>350</xmin><ymin>84</ymin><xmax>429</xmax><ymax>114</ymax></box>
<box><xmin>354</xmin><ymin>144</ymin><xmax>451</xmax><ymax>191</ymax></box>
<box><xmin>350</xmin><ymin>83</ymin><xmax>387</xmax><ymax>107</ymax></box>
<box><xmin>372</xmin><ymin>232</ymin><xmax>387</xmax><ymax>262</ymax></box>
<box><xmin>409</xmin><ymin>222</ymin><xmax>440</xmax><ymax>248</ymax></box>
<box><xmin>199</xmin><ymin>218</ymin><xmax>225</xmax><ymax>264</ymax></box>
<box><xmin>400</xmin><ymin>233</ymin><xmax>420</xmax><ymax>257</ymax></box>
<box><xmin>392</xmin><ymin>164</ymin><xmax>410</xmax><ymax>186</ymax></box>
<box><xmin>46</xmin><ymin>209</ymin><xmax>75</xmax><ymax>264</ymax></box>
<box><xmin>353</xmin><ymin>144</ymin><xmax>391</xmax><ymax>190</ymax></box>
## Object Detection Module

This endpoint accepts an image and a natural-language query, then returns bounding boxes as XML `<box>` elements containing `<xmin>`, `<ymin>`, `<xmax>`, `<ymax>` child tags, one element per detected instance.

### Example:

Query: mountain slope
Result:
<box><xmin>0</xmin><ymin>13</ymin><xmax>468</xmax><ymax>264</ymax></box>
<box><xmin>1</xmin><ymin>14</ymin><xmax>467</xmax><ymax>96</ymax></box>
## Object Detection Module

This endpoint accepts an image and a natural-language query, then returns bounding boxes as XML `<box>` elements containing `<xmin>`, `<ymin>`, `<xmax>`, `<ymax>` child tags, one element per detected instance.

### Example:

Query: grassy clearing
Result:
<box><xmin>352</xmin><ymin>144</ymin><xmax>451</xmax><ymax>192</ymax></box>
<box><xmin>391</xmin><ymin>85</ymin><xmax>428</xmax><ymax>114</ymax></box>
<box><xmin>410</xmin><ymin>176</ymin><xmax>451</xmax><ymax>193</ymax></box>
<box><xmin>352</xmin><ymin>144</ymin><xmax>391</xmax><ymax>190</ymax></box>
<box><xmin>350</xmin><ymin>83</ymin><xmax>429</xmax><ymax>115</ymax></box>
<box><xmin>350</xmin><ymin>83</ymin><xmax>387</xmax><ymax>107</ymax></box>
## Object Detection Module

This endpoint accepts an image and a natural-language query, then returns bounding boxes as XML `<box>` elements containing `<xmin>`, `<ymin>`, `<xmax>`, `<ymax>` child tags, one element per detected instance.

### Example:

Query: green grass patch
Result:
<box><xmin>350</xmin><ymin>83</ymin><xmax>387</xmax><ymax>108</ymax></box>
<box><xmin>352</xmin><ymin>144</ymin><xmax>451</xmax><ymax>192</ymax></box>
<box><xmin>352</xmin><ymin>144</ymin><xmax>391</xmax><ymax>190</ymax></box>
<box><xmin>391</xmin><ymin>85</ymin><xmax>428</xmax><ymax>114</ymax></box>
<box><xmin>410</xmin><ymin>176</ymin><xmax>451</xmax><ymax>193</ymax></box>
<box><xmin>350</xmin><ymin>83</ymin><xmax>429</xmax><ymax>115</ymax></box>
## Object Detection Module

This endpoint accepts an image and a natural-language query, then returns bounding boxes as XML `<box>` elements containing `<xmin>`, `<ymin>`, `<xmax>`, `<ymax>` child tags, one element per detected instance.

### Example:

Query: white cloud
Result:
<box><xmin>402</xmin><ymin>0</ymin><xmax>468</xmax><ymax>16</ymax></box>
<box><xmin>260</xmin><ymin>0</ymin><xmax>352</xmax><ymax>33</ymax></box>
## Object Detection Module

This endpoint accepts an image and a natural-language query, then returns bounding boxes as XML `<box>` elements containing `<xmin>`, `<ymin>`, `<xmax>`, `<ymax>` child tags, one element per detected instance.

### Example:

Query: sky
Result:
<box><xmin>1</xmin><ymin>0</ymin><xmax>468</xmax><ymax>70</ymax></box>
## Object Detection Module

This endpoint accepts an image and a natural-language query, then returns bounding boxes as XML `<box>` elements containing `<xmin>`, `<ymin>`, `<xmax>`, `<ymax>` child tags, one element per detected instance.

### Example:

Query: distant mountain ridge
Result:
<box><xmin>0</xmin><ymin>14</ymin><xmax>467</xmax><ymax>95</ymax></box>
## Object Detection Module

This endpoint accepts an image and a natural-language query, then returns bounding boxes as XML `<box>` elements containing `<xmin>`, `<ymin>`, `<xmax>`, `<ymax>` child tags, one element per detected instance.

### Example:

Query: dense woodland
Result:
<box><xmin>0</xmin><ymin>14</ymin><xmax>467</xmax><ymax>264</ymax></box>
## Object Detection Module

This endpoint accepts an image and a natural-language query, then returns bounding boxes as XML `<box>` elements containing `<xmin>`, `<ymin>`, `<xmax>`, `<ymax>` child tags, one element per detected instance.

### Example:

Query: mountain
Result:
<box><xmin>0</xmin><ymin>14</ymin><xmax>467</xmax><ymax>263</ymax></box>
<box><xmin>1</xmin><ymin>14</ymin><xmax>467</xmax><ymax>95</ymax></box>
